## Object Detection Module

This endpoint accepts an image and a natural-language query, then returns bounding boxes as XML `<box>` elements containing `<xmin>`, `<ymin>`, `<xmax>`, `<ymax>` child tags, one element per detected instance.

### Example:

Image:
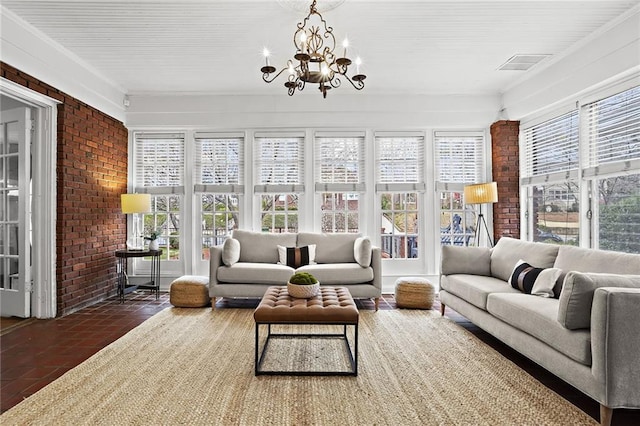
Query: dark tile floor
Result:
<box><xmin>1</xmin><ymin>292</ymin><xmax>639</xmax><ymax>425</ymax></box>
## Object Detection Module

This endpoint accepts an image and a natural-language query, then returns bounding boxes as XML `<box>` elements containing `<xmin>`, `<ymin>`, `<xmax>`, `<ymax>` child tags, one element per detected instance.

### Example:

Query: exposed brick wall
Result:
<box><xmin>490</xmin><ymin>120</ymin><xmax>520</xmax><ymax>242</ymax></box>
<box><xmin>1</xmin><ymin>62</ymin><xmax>128</xmax><ymax>316</ymax></box>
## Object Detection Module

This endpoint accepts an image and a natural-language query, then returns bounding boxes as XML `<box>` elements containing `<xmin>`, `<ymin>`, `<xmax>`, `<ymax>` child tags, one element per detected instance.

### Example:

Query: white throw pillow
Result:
<box><xmin>277</xmin><ymin>245</ymin><xmax>316</xmax><ymax>268</ymax></box>
<box><xmin>222</xmin><ymin>238</ymin><xmax>240</xmax><ymax>266</ymax></box>
<box><xmin>354</xmin><ymin>237</ymin><xmax>372</xmax><ymax>267</ymax></box>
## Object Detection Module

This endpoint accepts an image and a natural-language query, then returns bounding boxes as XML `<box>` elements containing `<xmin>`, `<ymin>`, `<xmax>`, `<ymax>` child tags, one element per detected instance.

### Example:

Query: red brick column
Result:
<box><xmin>1</xmin><ymin>62</ymin><xmax>128</xmax><ymax>316</ymax></box>
<box><xmin>490</xmin><ymin>120</ymin><xmax>520</xmax><ymax>243</ymax></box>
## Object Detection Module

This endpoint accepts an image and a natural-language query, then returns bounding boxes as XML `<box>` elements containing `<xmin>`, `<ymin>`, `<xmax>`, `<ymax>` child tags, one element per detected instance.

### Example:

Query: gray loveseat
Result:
<box><xmin>439</xmin><ymin>237</ymin><xmax>640</xmax><ymax>426</ymax></box>
<box><xmin>209</xmin><ymin>230</ymin><xmax>382</xmax><ymax>309</ymax></box>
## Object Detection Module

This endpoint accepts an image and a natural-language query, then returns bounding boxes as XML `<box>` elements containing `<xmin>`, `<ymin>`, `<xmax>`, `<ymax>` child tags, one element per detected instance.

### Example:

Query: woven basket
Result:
<box><xmin>287</xmin><ymin>282</ymin><xmax>320</xmax><ymax>298</ymax></box>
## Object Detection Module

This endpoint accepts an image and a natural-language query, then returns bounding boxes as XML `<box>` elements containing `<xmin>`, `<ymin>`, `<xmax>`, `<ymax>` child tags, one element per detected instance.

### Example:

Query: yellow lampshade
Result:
<box><xmin>121</xmin><ymin>193</ymin><xmax>151</xmax><ymax>214</ymax></box>
<box><xmin>464</xmin><ymin>182</ymin><xmax>498</xmax><ymax>205</ymax></box>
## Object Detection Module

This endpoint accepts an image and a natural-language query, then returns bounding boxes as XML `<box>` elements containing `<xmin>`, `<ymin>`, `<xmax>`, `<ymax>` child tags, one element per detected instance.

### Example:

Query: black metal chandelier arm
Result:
<box><xmin>342</xmin><ymin>74</ymin><xmax>366</xmax><ymax>90</ymax></box>
<box><xmin>262</xmin><ymin>67</ymin><xmax>291</xmax><ymax>83</ymax></box>
<box><xmin>329</xmin><ymin>77</ymin><xmax>342</xmax><ymax>88</ymax></box>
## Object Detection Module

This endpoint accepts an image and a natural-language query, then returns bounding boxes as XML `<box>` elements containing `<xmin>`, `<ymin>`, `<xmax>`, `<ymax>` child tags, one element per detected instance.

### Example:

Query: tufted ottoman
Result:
<box><xmin>169</xmin><ymin>275</ymin><xmax>210</xmax><ymax>307</ymax></box>
<box><xmin>394</xmin><ymin>277</ymin><xmax>435</xmax><ymax>309</ymax></box>
<box><xmin>254</xmin><ymin>286</ymin><xmax>359</xmax><ymax>376</ymax></box>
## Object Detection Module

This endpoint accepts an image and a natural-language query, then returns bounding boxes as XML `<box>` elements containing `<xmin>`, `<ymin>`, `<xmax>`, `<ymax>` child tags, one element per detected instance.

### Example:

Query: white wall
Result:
<box><xmin>502</xmin><ymin>6</ymin><xmax>640</xmax><ymax>120</ymax></box>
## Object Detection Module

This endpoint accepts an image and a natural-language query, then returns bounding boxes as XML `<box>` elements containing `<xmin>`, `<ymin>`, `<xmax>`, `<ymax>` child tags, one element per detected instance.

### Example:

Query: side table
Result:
<box><xmin>115</xmin><ymin>249</ymin><xmax>162</xmax><ymax>302</ymax></box>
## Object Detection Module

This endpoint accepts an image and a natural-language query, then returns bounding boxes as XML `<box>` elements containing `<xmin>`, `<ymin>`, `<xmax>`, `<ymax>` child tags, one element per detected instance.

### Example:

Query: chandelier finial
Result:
<box><xmin>261</xmin><ymin>0</ymin><xmax>366</xmax><ymax>98</ymax></box>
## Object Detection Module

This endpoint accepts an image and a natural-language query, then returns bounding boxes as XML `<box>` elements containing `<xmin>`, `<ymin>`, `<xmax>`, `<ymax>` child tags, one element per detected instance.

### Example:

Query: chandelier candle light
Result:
<box><xmin>261</xmin><ymin>0</ymin><xmax>366</xmax><ymax>98</ymax></box>
<box><xmin>464</xmin><ymin>182</ymin><xmax>498</xmax><ymax>247</ymax></box>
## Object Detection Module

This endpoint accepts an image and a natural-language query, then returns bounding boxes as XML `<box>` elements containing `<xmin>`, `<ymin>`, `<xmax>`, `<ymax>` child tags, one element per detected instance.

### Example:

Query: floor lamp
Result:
<box><xmin>121</xmin><ymin>193</ymin><xmax>151</xmax><ymax>250</ymax></box>
<box><xmin>464</xmin><ymin>182</ymin><xmax>498</xmax><ymax>247</ymax></box>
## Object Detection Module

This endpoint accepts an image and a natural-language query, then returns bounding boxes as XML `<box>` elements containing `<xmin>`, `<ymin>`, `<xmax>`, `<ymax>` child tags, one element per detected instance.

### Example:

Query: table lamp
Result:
<box><xmin>121</xmin><ymin>193</ymin><xmax>151</xmax><ymax>250</ymax></box>
<box><xmin>464</xmin><ymin>182</ymin><xmax>498</xmax><ymax>247</ymax></box>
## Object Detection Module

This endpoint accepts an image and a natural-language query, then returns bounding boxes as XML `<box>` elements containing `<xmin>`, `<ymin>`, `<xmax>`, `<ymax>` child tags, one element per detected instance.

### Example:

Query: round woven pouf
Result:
<box><xmin>394</xmin><ymin>277</ymin><xmax>435</xmax><ymax>309</ymax></box>
<box><xmin>169</xmin><ymin>275</ymin><xmax>210</xmax><ymax>307</ymax></box>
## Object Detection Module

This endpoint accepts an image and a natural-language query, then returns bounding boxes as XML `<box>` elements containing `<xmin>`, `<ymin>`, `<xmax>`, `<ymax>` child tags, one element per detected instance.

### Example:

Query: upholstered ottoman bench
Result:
<box><xmin>169</xmin><ymin>275</ymin><xmax>210</xmax><ymax>307</ymax></box>
<box><xmin>394</xmin><ymin>277</ymin><xmax>435</xmax><ymax>309</ymax></box>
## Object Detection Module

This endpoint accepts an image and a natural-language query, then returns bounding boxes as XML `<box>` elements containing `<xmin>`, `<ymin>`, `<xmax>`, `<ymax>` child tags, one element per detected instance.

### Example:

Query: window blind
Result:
<box><xmin>434</xmin><ymin>132</ymin><xmax>484</xmax><ymax>190</ymax></box>
<box><xmin>583</xmin><ymin>85</ymin><xmax>640</xmax><ymax>178</ymax></box>
<box><xmin>254</xmin><ymin>135</ymin><xmax>305</xmax><ymax>193</ymax></box>
<box><xmin>133</xmin><ymin>132</ymin><xmax>185</xmax><ymax>194</ymax></box>
<box><xmin>521</xmin><ymin>110</ymin><xmax>579</xmax><ymax>185</ymax></box>
<box><xmin>314</xmin><ymin>133</ymin><xmax>365</xmax><ymax>192</ymax></box>
<box><xmin>193</xmin><ymin>133</ymin><xmax>244</xmax><ymax>193</ymax></box>
<box><xmin>375</xmin><ymin>134</ymin><xmax>425</xmax><ymax>192</ymax></box>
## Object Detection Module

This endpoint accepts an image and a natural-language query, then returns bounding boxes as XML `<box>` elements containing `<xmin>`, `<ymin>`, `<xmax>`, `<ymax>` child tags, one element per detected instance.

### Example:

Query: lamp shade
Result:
<box><xmin>121</xmin><ymin>193</ymin><xmax>151</xmax><ymax>214</ymax></box>
<box><xmin>464</xmin><ymin>182</ymin><xmax>498</xmax><ymax>205</ymax></box>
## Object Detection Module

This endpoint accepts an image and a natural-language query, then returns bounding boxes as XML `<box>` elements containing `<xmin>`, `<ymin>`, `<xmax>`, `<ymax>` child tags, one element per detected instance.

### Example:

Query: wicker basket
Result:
<box><xmin>287</xmin><ymin>282</ymin><xmax>320</xmax><ymax>298</ymax></box>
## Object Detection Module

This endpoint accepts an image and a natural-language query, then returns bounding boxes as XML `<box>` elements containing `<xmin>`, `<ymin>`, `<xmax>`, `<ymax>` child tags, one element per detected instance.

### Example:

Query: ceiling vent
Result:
<box><xmin>498</xmin><ymin>54</ymin><xmax>551</xmax><ymax>71</ymax></box>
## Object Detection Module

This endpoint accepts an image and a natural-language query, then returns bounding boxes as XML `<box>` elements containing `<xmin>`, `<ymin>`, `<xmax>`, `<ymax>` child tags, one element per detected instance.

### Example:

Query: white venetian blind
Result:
<box><xmin>193</xmin><ymin>132</ymin><xmax>244</xmax><ymax>193</ymax></box>
<box><xmin>434</xmin><ymin>132</ymin><xmax>485</xmax><ymax>190</ymax></box>
<box><xmin>314</xmin><ymin>132</ymin><xmax>365</xmax><ymax>192</ymax></box>
<box><xmin>583</xmin><ymin>85</ymin><xmax>640</xmax><ymax>178</ymax></box>
<box><xmin>133</xmin><ymin>132</ymin><xmax>185</xmax><ymax>194</ymax></box>
<box><xmin>521</xmin><ymin>110</ymin><xmax>579</xmax><ymax>185</ymax></box>
<box><xmin>375</xmin><ymin>133</ymin><xmax>425</xmax><ymax>192</ymax></box>
<box><xmin>254</xmin><ymin>133</ymin><xmax>305</xmax><ymax>193</ymax></box>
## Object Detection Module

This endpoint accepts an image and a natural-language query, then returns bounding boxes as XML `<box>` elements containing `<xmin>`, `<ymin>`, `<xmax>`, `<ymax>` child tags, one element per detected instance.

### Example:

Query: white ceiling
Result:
<box><xmin>2</xmin><ymin>0</ymin><xmax>638</xmax><ymax>97</ymax></box>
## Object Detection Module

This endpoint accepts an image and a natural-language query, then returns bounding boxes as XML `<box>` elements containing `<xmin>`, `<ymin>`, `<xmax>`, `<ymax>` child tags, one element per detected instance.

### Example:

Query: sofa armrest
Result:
<box><xmin>370</xmin><ymin>246</ymin><xmax>382</xmax><ymax>293</ymax></box>
<box><xmin>209</xmin><ymin>245</ymin><xmax>223</xmax><ymax>296</ymax></box>
<box><xmin>591</xmin><ymin>287</ymin><xmax>640</xmax><ymax>408</ymax></box>
<box><xmin>440</xmin><ymin>245</ymin><xmax>492</xmax><ymax>276</ymax></box>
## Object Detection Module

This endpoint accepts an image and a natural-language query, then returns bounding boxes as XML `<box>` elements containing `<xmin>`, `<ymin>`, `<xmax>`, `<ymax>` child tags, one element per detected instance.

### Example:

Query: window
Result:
<box><xmin>376</xmin><ymin>133</ymin><xmax>424</xmax><ymax>258</ymax></box>
<box><xmin>583</xmin><ymin>86</ymin><xmax>640</xmax><ymax>253</ymax></box>
<box><xmin>194</xmin><ymin>133</ymin><xmax>244</xmax><ymax>260</ymax></box>
<box><xmin>521</xmin><ymin>111</ymin><xmax>579</xmax><ymax>245</ymax></box>
<box><xmin>434</xmin><ymin>132</ymin><xmax>485</xmax><ymax>246</ymax></box>
<box><xmin>133</xmin><ymin>133</ymin><xmax>185</xmax><ymax>263</ymax></box>
<box><xmin>254</xmin><ymin>134</ymin><xmax>304</xmax><ymax>233</ymax></box>
<box><xmin>315</xmin><ymin>133</ymin><xmax>365</xmax><ymax>232</ymax></box>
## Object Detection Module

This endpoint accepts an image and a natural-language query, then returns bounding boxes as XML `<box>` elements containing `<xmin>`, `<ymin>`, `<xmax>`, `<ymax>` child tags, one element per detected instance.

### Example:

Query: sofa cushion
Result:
<box><xmin>486</xmin><ymin>293</ymin><xmax>592</xmax><ymax>366</ymax></box>
<box><xmin>553</xmin><ymin>245</ymin><xmax>640</xmax><ymax>297</ymax></box>
<box><xmin>222</xmin><ymin>237</ymin><xmax>240</xmax><ymax>266</ymax></box>
<box><xmin>217</xmin><ymin>262</ymin><xmax>295</xmax><ymax>285</ymax></box>
<box><xmin>354</xmin><ymin>237</ymin><xmax>372</xmax><ymax>267</ymax></box>
<box><xmin>490</xmin><ymin>237</ymin><xmax>559</xmax><ymax>282</ymax></box>
<box><xmin>297</xmin><ymin>263</ymin><xmax>374</xmax><ymax>285</ymax></box>
<box><xmin>440</xmin><ymin>274</ymin><xmax>519</xmax><ymax>310</ymax></box>
<box><xmin>558</xmin><ymin>272</ymin><xmax>640</xmax><ymax>330</ymax></box>
<box><xmin>509</xmin><ymin>259</ymin><xmax>561</xmax><ymax>298</ymax></box>
<box><xmin>277</xmin><ymin>244</ymin><xmax>316</xmax><ymax>268</ymax></box>
<box><xmin>441</xmin><ymin>245</ymin><xmax>491</xmax><ymax>276</ymax></box>
<box><xmin>232</xmin><ymin>229</ymin><xmax>297</xmax><ymax>264</ymax></box>
<box><xmin>297</xmin><ymin>232</ymin><xmax>360</xmax><ymax>264</ymax></box>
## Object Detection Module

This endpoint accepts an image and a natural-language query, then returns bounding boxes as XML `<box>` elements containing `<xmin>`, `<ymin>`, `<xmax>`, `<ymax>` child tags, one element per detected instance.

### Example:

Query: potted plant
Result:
<box><xmin>144</xmin><ymin>230</ymin><xmax>160</xmax><ymax>251</ymax></box>
<box><xmin>287</xmin><ymin>271</ymin><xmax>320</xmax><ymax>298</ymax></box>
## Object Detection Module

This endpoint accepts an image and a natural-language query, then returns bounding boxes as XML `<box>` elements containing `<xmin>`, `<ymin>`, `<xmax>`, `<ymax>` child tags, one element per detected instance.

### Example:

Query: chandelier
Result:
<box><xmin>261</xmin><ymin>0</ymin><xmax>366</xmax><ymax>98</ymax></box>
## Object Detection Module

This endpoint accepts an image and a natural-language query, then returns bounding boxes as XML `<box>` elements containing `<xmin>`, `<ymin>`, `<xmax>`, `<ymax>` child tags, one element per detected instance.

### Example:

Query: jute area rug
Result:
<box><xmin>1</xmin><ymin>308</ymin><xmax>596</xmax><ymax>425</ymax></box>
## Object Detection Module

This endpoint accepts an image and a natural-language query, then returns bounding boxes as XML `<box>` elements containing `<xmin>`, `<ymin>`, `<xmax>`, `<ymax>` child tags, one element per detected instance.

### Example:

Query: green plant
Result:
<box><xmin>144</xmin><ymin>230</ymin><xmax>160</xmax><ymax>241</ymax></box>
<box><xmin>288</xmin><ymin>272</ymin><xmax>318</xmax><ymax>285</ymax></box>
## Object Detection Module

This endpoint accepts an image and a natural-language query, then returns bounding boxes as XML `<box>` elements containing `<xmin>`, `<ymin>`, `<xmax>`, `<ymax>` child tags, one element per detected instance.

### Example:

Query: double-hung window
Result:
<box><xmin>375</xmin><ymin>133</ymin><xmax>425</xmax><ymax>258</ymax></box>
<box><xmin>314</xmin><ymin>132</ymin><xmax>365</xmax><ymax>233</ymax></box>
<box><xmin>434</xmin><ymin>132</ymin><xmax>485</xmax><ymax>246</ymax></box>
<box><xmin>521</xmin><ymin>111</ymin><xmax>579</xmax><ymax>245</ymax></box>
<box><xmin>254</xmin><ymin>133</ymin><xmax>304</xmax><ymax>233</ymax></box>
<box><xmin>132</xmin><ymin>132</ymin><xmax>185</xmax><ymax>270</ymax></box>
<box><xmin>583</xmin><ymin>86</ymin><xmax>640</xmax><ymax>253</ymax></box>
<box><xmin>194</xmin><ymin>133</ymin><xmax>244</xmax><ymax>260</ymax></box>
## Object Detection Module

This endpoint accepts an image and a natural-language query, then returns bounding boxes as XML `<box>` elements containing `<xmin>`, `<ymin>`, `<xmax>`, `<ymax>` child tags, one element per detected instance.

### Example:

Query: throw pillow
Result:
<box><xmin>509</xmin><ymin>259</ymin><xmax>562</xmax><ymax>297</ymax></box>
<box><xmin>354</xmin><ymin>237</ymin><xmax>372</xmax><ymax>267</ymax></box>
<box><xmin>277</xmin><ymin>245</ymin><xmax>316</xmax><ymax>268</ymax></box>
<box><xmin>222</xmin><ymin>237</ymin><xmax>240</xmax><ymax>266</ymax></box>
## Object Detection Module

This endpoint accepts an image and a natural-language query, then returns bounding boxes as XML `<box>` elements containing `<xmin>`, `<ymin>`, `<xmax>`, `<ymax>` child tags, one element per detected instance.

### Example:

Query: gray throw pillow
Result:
<box><xmin>354</xmin><ymin>237</ymin><xmax>372</xmax><ymax>267</ymax></box>
<box><xmin>558</xmin><ymin>271</ymin><xmax>640</xmax><ymax>329</ymax></box>
<box><xmin>222</xmin><ymin>238</ymin><xmax>240</xmax><ymax>266</ymax></box>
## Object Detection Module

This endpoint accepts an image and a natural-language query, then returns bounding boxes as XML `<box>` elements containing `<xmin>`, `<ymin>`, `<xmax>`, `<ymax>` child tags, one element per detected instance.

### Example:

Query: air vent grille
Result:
<box><xmin>498</xmin><ymin>54</ymin><xmax>551</xmax><ymax>71</ymax></box>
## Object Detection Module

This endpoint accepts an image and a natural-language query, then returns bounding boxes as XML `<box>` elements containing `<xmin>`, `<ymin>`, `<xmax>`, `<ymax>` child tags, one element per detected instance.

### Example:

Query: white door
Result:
<box><xmin>0</xmin><ymin>107</ymin><xmax>32</xmax><ymax>318</ymax></box>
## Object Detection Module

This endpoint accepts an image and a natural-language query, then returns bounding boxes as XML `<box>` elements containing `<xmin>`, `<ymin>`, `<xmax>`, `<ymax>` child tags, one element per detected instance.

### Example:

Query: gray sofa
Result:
<box><xmin>209</xmin><ymin>230</ymin><xmax>382</xmax><ymax>309</ymax></box>
<box><xmin>439</xmin><ymin>237</ymin><xmax>640</xmax><ymax>426</ymax></box>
